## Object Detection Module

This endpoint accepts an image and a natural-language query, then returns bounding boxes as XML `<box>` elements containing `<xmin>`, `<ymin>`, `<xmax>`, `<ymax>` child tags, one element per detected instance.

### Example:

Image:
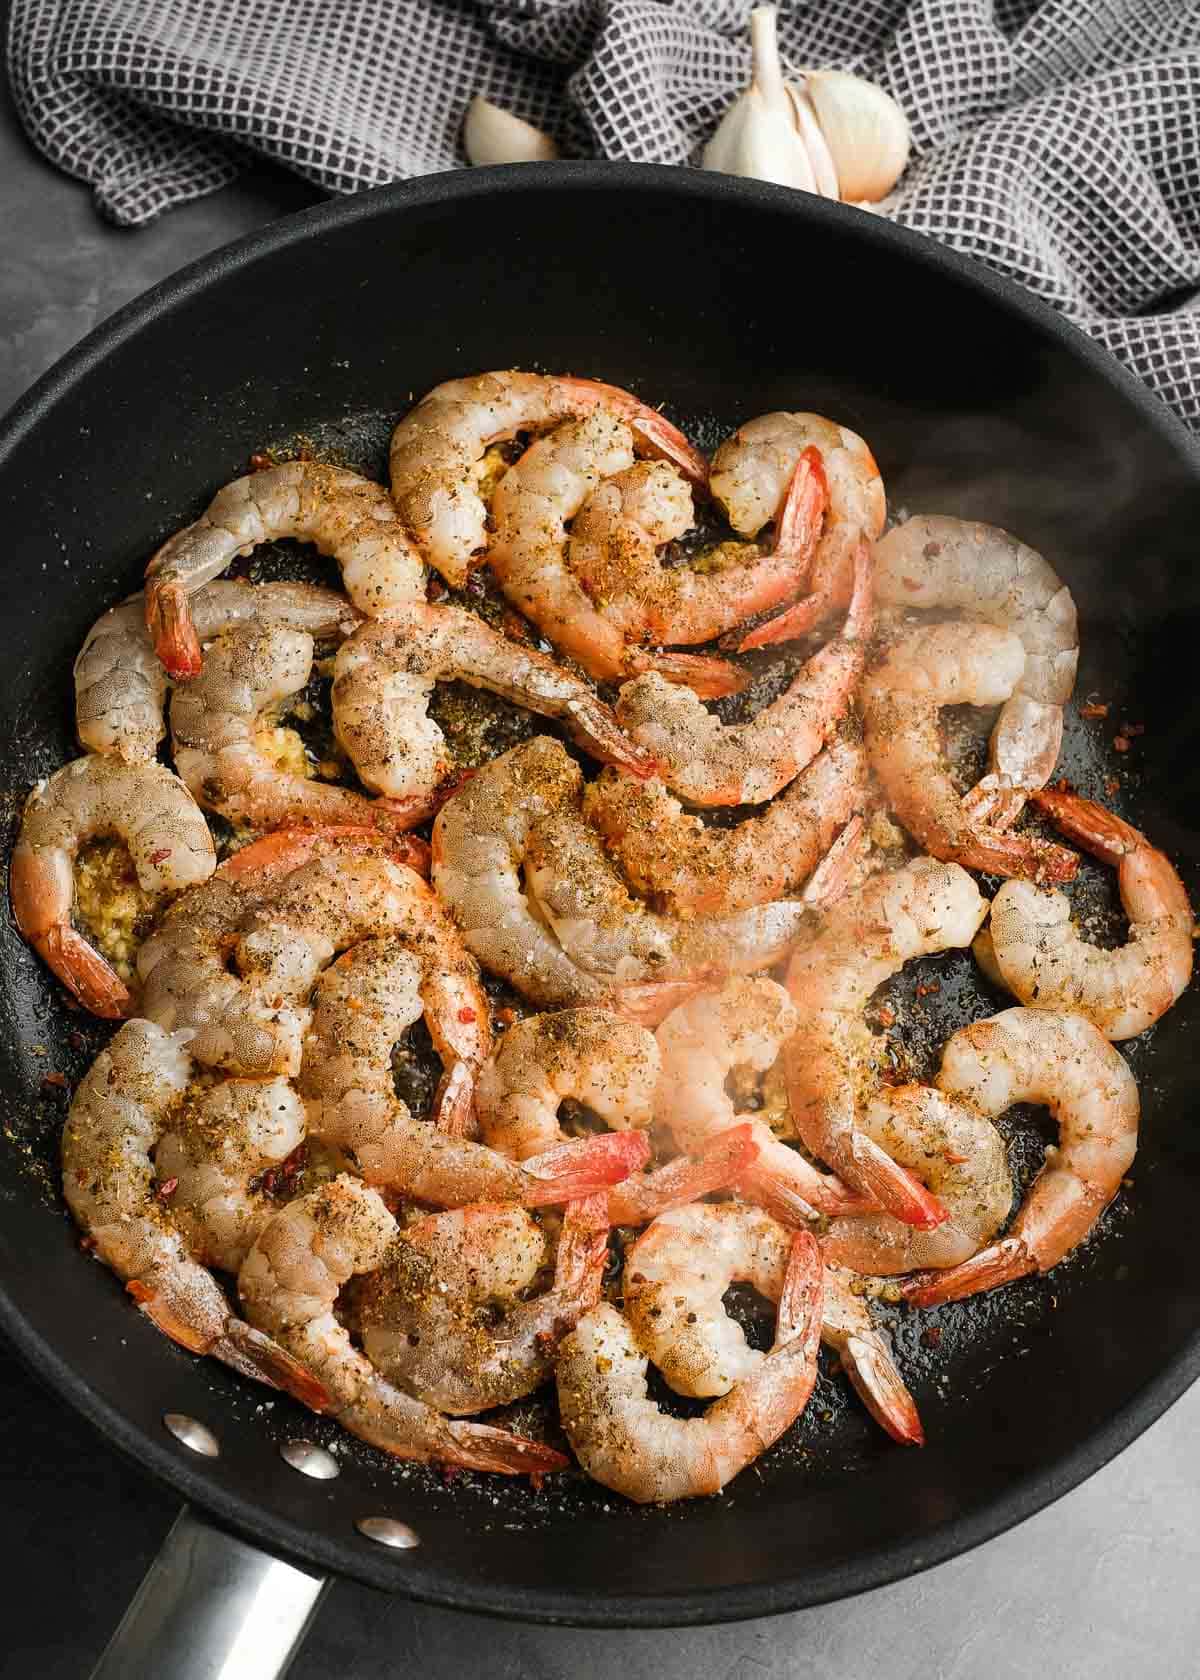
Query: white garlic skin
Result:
<box><xmin>463</xmin><ymin>96</ymin><xmax>558</xmax><ymax>167</ymax></box>
<box><xmin>701</xmin><ymin>6</ymin><xmax>819</xmax><ymax>193</ymax></box>
<box><xmin>802</xmin><ymin>70</ymin><xmax>910</xmax><ymax>203</ymax></box>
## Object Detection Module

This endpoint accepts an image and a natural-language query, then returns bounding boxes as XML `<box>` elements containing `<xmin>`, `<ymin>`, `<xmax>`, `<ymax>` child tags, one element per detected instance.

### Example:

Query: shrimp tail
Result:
<box><xmin>802</xmin><ymin>815</ymin><xmax>867</xmax><ymax>909</ymax></box>
<box><xmin>213</xmin><ymin>1322</ymin><xmax>334</xmax><ymax>1412</ymax></box>
<box><xmin>848</xmin><ymin>1132</ymin><xmax>950</xmax><ymax>1230</ymax></box>
<box><xmin>443</xmin><ymin>1421</ymin><xmax>570</xmax><ymax>1476</ymax></box>
<box><xmin>775</xmin><ymin>446</ymin><xmax>828</xmax><ymax>565</ymax></box>
<box><xmin>1031</xmin><ymin>788</ymin><xmax>1139</xmax><ymax>865</ymax></box>
<box><xmin>961</xmin><ymin>779</ymin><xmax>1027</xmax><ymax>832</ymax></box>
<box><xmin>607</xmin><ymin>1124</ymin><xmax>760</xmax><ymax>1226</ymax></box>
<box><xmin>554</xmin><ymin>1191</ymin><xmax>612</xmax><ymax>1302</ymax></box>
<box><xmin>625</xmin><ymin>648</ymin><xmax>748</xmax><ymax>699</ymax></box>
<box><xmin>146</xmin><ymin>580</ymin><xmax>203</xmax><ymax>680</ymax></box>
<box><xmin>904</xmin><ymin>1235</ymin><xmax>1034</xmax><ymax>1306</ymax></box>
<box><xmin>776</xmin><ymin>1230</ymin><xmax>825</xmax><ymax>1346</ymax></box>
<box><xmin>839</xmin><ymin>1330</ymin><xmax>925</xmax><ymax>1446</ymax></box>
<box><xmin>563</xmin><ymin>696</ymin><xmax>660</xmax><ymax>780</ymax></box>
<box><xmin>728</xmin><ymin>532</ymin><xmax>869</xmax><ymax>653</ymax></box>
<box><xmin>36</xmin><ymin>925</ymin><xmax>131</xmax><ymax>1018</ymax></box>
<box><xmin>433</xmin><ymin>1059</ymin><xmax>477</xmax><ymax>1137</ymax></box>
<box><xmin>628</xmin><ymin>413</ymin><xmax>710</xmax><ymax>490</ymax></box>
<box><xmin>519</xmin><ymin>1129</ymin><xmax>652</xmax><ymax>1206</ymax></box>
<box><xmin>220</xmin><ymin>823</ymin><xmax>431</xmax><ymax>883</ymax></box>
<box><xmin>608</xmin><ymin>975</ymin><xmax>720</xmax><ymax>1027</ymax></box>
<box><xmin>953</xmin><ymin>830</ymin><xmax>1079</xmax><ymax>883</ymax></box>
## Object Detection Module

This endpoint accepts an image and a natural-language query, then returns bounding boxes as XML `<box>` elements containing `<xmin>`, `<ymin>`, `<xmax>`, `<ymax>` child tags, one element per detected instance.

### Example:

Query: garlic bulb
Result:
<box><xmin>464</xmin><ymin>96</ymin><xmax>558</xmax><ymax>167</ymax></box>
<box><xmin>702</xmin><ymin>7</ymin><xmax>823</xmax><ymax>194</ymax></box>
<box><xmin>703</xmin><ymin>6</ymin><xmax>909</xmax><ymax>205</ymax></box>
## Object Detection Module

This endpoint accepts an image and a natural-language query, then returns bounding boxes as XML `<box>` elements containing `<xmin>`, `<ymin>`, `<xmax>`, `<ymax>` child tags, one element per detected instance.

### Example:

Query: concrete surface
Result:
<box><xmin>2</xmin><ymin>54</ymin><xmax>1197</xmax><ymax>1680</ymax></box>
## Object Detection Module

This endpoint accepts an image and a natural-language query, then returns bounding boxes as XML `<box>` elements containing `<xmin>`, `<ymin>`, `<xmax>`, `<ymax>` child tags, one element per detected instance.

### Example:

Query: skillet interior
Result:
<box><xmin>0</xmin><ymin>165</ymin><xmax>1198</xmax><ymax>1627</ymax></box>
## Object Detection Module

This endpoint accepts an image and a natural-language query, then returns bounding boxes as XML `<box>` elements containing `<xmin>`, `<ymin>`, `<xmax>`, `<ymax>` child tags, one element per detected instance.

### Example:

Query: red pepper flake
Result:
<box><xmin>916</xmin><ymin>980</ymin><xmax>941</xmax><ymax>998</ymax></box>
<box><xmin>1105</xmin><ymin>776</ymin><xmax>1121</xmax><ymax>797</ymax></box>
<box><xmin>41</xmin><ymin>1072</ymin><xmax>69</xmax><ymax>1091</ymax></box>
<box><xmin>156</xmin><ymin>1177</ymin><xmax>179</xmax><ymax>1201</ymax></box>
<box><xmin>876</xmin><ymin>1005</ymin><xmax>896</xmax><ymax>1027</ymax></box>
<box><xmin>501</xmin><ymin>610</ymin><xmax>533</xmax><ymax>645</ymax></box>
<box><xmin>1122</xmin><ymin>721</ymin><xmax>1145</xmax><ymax>738</ymax></box>
<box><xmin>441</xmin><ymin>1464</ymin><xmax>465</xmax><ymax>1485</ymax></box>
<box><xmin>426</xmin><ymin>576</ymin><xmax>449</xmax><ymax>603</ymax></box>
<box><xmin>1113</xmin><ymin>735</ymin><xmax>1130</xmax><ymax>753</ymax></box>
<box><xmin>457</xmin><ymin>1007</ymin><xmax>477</xmax><ymax>1024</ymax></box>
<box><xmin>921</xmin><ymin>1326</ymin><xmax>943</xmax><ymax>1349</ymax></box>
<box><xmin>148</xmin><ymin>847</ymin><xmax>172</xmax><ymax>866</ymax></box>
<box><xmin>1078</xmin><ymin>701</ymin><xmax>1108</xmax><ymax>719</ymax></box>
<box><xmin>78</xmin><ymin>1234</ymin><xmax>97</xmax><ymax>1253</ymax></box>
<box><xmin>943</xmin><ymin>1149</ymin><xmax>970</xmax><ymax>1165</ymax></box>
<box><xmin>529</xmin><ymin>1471</ymin><xmax>548</xmax><ymax>1494</ymax></box>
<box><xmin>248</xmin><ymin>451</ymin><xmax>273</xmax><ymax>472</ymax></box>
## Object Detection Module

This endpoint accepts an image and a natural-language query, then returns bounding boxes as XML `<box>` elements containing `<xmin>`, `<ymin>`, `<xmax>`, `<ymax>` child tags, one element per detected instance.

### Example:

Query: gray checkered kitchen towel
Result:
<box><xmin>9</xmin><ymin>1</ymin><xmax>1200</xmax><ymax>425</ymax></box>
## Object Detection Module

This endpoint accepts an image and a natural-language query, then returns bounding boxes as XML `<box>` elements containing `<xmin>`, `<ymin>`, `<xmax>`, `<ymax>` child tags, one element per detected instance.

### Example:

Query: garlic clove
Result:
<box><xmin>801</xmin><ymin>70</ymin><xmax>910</xmax><ymax>203</ymax></box>
<box><xmin>463</xmin><ymin>96</ymin><xmax>558</xmax><ymax>167</ymax></box>
<box><xmin>702</xmin><ymin>6</ymin><xmax>816</xmax><ymax>193</ymax></box>
<box><xmin>785</xmin><ymin>85</ymin><xmax>839</xmax><ymax>201</ymax></box>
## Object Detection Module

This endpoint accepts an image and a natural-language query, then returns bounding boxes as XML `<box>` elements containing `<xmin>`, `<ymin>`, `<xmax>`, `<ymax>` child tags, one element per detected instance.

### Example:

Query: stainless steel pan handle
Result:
<box><xmin>90</xmin><ymin>1506</ymin><xmax>329</xmax><ymax>1680</ymax></box>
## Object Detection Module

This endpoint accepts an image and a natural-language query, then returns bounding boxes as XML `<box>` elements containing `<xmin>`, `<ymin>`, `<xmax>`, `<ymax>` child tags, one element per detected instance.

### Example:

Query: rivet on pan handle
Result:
<box><xmin>88</xmin><ymin>1506</ymin><xmax>329</xmax><ymax>1680</ymax></box>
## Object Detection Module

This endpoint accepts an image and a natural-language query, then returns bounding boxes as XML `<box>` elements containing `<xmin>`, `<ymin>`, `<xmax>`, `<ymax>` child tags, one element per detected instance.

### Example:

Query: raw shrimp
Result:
<box><xmin>653</xmin><ymin>977</ymin><xmax>866</xmax><ymax>1220</ymax></box>
<box><xmin>75</xmin><ymin>580</ymin><xmax>360</xmax><ymax>762</ymax></box>
<box><xmin>614</xmin><ymin>539</ymin><xmax>872</xmax><ymax>806</ymax></box>
<box><xmin>556</xmin><ymin>1229</ymin><xmax>822</xmax><ymax>1503</ymax></box>
<box><xmin>489</xmin><ymin>409</ymin><xmax>820</xmax><ymax>688</ymax></box>
<box><xmin>359</xmin><ymin>1194</ymin><xmax>609</xmax><ymax>1414</ymax></box>
<box><xmin>144</xmin><ymin>462</ymin><xmax>425</xmax><ymax>679</ymax></box>
<box><xmin>62</xmin><ymin>1019</ymin><xmax>327</xmax><ymax>1408</ymax></box>
<box><xmin>388</xmin><ymin>370</ymin><xmax>707</xmax><ymax>589</ymax></box>
<box><xmin>710</xmin><ymin>412</ymin><xmax>884</xmax><ymax>651</ymax></box>
<box><xmin>584</xmin><ymin>736</ymin><xmax>867</xmax><ymax>917</ymax></box>
<box><xmin>623</xmin><ymin>1203</ymin><xmax>923</xmax><ymax>1445</ymax></box>
<box><xmin>431</xmin><ymin>736</ymin><xmax>812</xmax><ymax>1012</ymax></box>
<box><xmin>905</xmin><ymin>1008</ymin><xmax>1139</xmax><ymax>1305</ymax></box>
<box><xmin>12</xmin><ymin>755</ymin><xmax>216</xmax><ymax>1018</ymax></box>
<box><xmin>860</xmin><ymin>620</ymin><xmax>1079</xmax><ymax>880</ymax></box>
<box><xmin>981</xmin><ymin>791</ymin><xmax>1193</xmax><ymax>1039</ymax></box>
<box><xmin>331</xmin><ymin>600</ymin><xmax>656</xmax><ymax>816</ymax></box>
<box><xmin>299</xmin><ymin>936</ymin><xmax>645</xmax><ymax>1201</ymax></box>
<box><xmin>239</xmin><ymin>1176</ymin><xmax>566</xmax><ymax>1473</ymax></box>
<box><xmin>874</xmin><ymin>515</ymin><xmax>1078</xmax><ymax>821</ymax></box>
<box><xmin>784</xmin><ymin>857</ymin><xmax>990</xmax><ymax>1226</ymax></box>
<box><xmin>821</xmin><ymin>1086</ymin><xmax>1012</xmax><ymax>1274</ymax></box>
<box><xmin>171</xmin><ymin>621</ymin><xmax>413</xmax><ymax>831</ymax></box>
<box><xmin>139</xmin><ymin>845</ymin><xmax>453</xmax><ymax>1077</ymax></box>
<box><xmin>156</xmin><ymin>1077</ymin><xmax>307</xmax><ymax>1273</ymax></box>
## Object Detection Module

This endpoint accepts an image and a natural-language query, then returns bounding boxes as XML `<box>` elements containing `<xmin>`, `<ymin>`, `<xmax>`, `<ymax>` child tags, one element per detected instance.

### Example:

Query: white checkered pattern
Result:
<box><xmin>9</xmin><ymin>1</ymin><xmax>1200</xmax><ymax>424</ymax></box>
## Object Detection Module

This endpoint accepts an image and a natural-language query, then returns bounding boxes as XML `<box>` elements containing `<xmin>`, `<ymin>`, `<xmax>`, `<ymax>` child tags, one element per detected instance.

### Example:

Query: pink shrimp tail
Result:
<box><xmin>220</xmin><ymin>823</ymin><xmax>432</xmax><ymax>884</ymax></box>
<box><xmin>802</xmin><ymin>815</ymin><xmax>867</xmax><ymax>909</ymax></box>
<box><xmin>961</xmin><ymin>780</ymin><xmax>1028</xmax><ymax>832</ymax></box>
<box><xmin>729</xmin><ymin>533</ymin><xmax>870</xmax><ymax>653</ymax></box>
<box><xmin>443</xmin><ymin>1421</ymin><xmax>570</xmax><ymax>1477</ymax></box>
<box><xmin>36</xmin><ymin>924</ymin><xmax>131</xmax><ymax>1019</ymax></box>
<box><xmin>607</xmin><ymin>1124</ymin><xmax>760</xmax><ymax>1226</ymax></box>
<box><xmin>904</xmin><ymin>1235</ymin><xmax>1034</xmax><ymax>1307</ymax></box>
<box><xmin>555</xmin><ymin>1192</ymin><xmax>613</xmax><ymax>1307</ymax></box>
<box><xmin>146</xmin><ymin>580</ymin><xmax>203</xmax><ymax>679</ymax></box>
<box><xmin>1031</xmin><ymin>788</ymin><xmax>1141</xmax><ymax>865</ymax></box>
<box><xmin>841</xmin><ymin>1331</ymin><xmax>925</xmax><ymax>1446</ymax></box>
<box><xmin>433</xmin><ymin>1060</ymin><xmax>476</xmax><ymax>1137</ymax></box>
<box><xmin>558</xmin><ymin>378</ymin><xmax>709</xmax><ymax>489</ymax></box>
<box><xmin>775</xmin><ymin>446</ymin><xmax>828</xmax><ymax>565</ymax></box>
<box><xmin>607</xmin><ymin>975</ymin><xmax>721</xmax><ymax>1027</ymax></box>
<box><xmin>776</xmin><ymin>1230</ymin><xmax>825</xmax><ymax>1344</ymax></box>
<box><xmin>848</xmin><ymin>1132</ymin><xmax>949</xmax><ymax>1230</ymax></box>
<box><xmin>519</xmin><ymin>1129</ymin><xmax>651</xmax><ymax>1206</ymax></box>
<box><xmin>953</xmin><ymin>829</ymin><xmax>1079</xmax><ymax>883</ymax></box>
<box><xmin>626</xmin><ymin>648</ymin><xmax>748</xmax><ymax>699</ymax></box>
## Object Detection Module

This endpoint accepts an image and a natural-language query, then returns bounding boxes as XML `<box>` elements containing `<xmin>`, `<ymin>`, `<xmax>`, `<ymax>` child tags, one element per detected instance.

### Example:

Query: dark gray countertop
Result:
<box><xmin>2</xmin><ymin>63</ymin><xmax>1197</xmax><ymax>1680</ymax></box>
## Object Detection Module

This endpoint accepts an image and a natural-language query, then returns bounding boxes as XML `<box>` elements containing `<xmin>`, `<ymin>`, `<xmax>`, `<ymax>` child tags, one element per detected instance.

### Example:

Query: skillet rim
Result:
<box><xmin>1</xmin><ymin>160</ymin><xmax>1198</xmax><ymax>1628</ymax></box>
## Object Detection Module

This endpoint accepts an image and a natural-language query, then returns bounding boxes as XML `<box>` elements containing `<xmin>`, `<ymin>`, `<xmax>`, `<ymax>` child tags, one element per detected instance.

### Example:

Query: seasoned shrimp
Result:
<box><xmin>821</xmin><ymin>1086</ymin><xmax>1012</xmax><ymax>1274</ymax></box>
<box><xmin>62</xmin><ymin>1020</ymin><xmax>327</xmax><ymax>1407</ymax></box>
<box><xmin>556</xmin><ymin>1229</ymin><xmax>822</xmax><ymax>1503</ymax></box>
<box><xmin>614</xmin><ymin>539</ymin><xmax>872</xmax><ymax>806</ymax></box>
<box><xmin>12</xmin><ymin>756</ymin><xmax>216</xmax><ymax>1018</ymax></box>
<box><xmin>156</xmin><ymin>1077</ymin><xmax>307</xmax><ymax>1273</ymax></box>
<box><xmin>139</xmin><ymin>845</ymin><xmax>453</xmax><ymax>1077</ymax></box>
<box><xmin>654</xmin><ymin>977</ymin><xmax>866</xmax><ymax>1220</ymax></box>
<box><xmin>905</xmin><ymin>1008</ymin><xmax>1139</xmax><ymax>1305</ymax></box>
<box><xmin>860</xmin><ymin>621</ymin><xmax>1079</xmax><ymax>881</ymax></box>
<box><xmin>784</xmin><ymin>858</ymin><xmax>989</xmax><ymax>1226</ymax></box>
<box><xmin>299</xmin><ymin>938</ymin><xmax>645</xmax><ymax>1201</ymax></box>
<box><xmin>171</xmin><ymin>621</ymin><xmax>413</xmax><ymax>832</ymax></box>
<box><xmin>144</xmin><ymin>462</ymin><xmax>426</xmax><ymax>678</ymax></box>
<box><xmin>331</xmin><ymin>601</ymin><xmax>656</xmax><ymax>815</ymax></box>
<box><xmin>388</xmin><ymin>370</ymin><xmax>707</xmax><ymax>589</ymax></box>
<box><xmin>874</xmin><ymin>516</ymin><xmax>1078</xmax><ymax>821</ymax></box>
<box><xmin>623</xmin><ymin>1203</ymin><xmax>923</xmax><ymax>1445</ymax></box>
<box><xmin>710</xmin><ymin>412</ymin><xmax>884</xmax><ymax>651</ymax></box>
<box><xmin>75</xmin><ymin>580</ymin><xmax>360</xmax><ymax>762</ymax></box>
<box><xmin>489</xmin><ymin>409</ymin><xmax>819</xmax><ymax>688</ymax></box>
<box><xmin>980</xmin><ymin>791</ymin><xmax>1193</xmax><ymax>1039</ymax></box>
<box><xmin>239</xmin><ymin>1176</ymin><xmax>566</xmax><ymax>1473</ymax></box>
<box><xmin>584</xmin><ymin>736</ymin><xmax>867</xmax><ymax>917</ymax></box>
<box><xmin>432</xmin><ymin>736</ymin><xmax>811</xmax><ymax>1013</ymax></box>
<box><xmin>359</xmin><ymin>1194</ymin><xmax>609</xmax><ymax>1414</ymax></box>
